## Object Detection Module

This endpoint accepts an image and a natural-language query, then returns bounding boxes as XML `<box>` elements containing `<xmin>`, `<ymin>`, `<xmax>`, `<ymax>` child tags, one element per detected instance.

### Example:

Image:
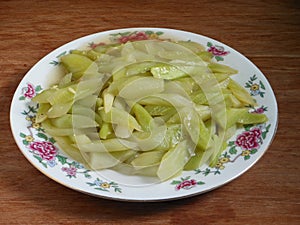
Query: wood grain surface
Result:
<box><xmin>1</xmin><ymin>0</ymin><xmax>299</xmax><ymax>224</ymax></box>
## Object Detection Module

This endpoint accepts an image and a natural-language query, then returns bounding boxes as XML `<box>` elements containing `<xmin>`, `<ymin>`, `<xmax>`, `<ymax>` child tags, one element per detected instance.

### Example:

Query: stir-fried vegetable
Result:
<box><xmin>32</xmin><ymin>39</ymin><xmax>268</xmax><ymax>181</ymax></box>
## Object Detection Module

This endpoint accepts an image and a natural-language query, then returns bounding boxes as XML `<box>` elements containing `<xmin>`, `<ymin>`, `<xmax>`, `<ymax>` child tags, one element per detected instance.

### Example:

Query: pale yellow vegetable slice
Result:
<box><xmin>102</xmin><ymin>88</ymin><xmax>114</xmax><ymax>113</ymax></box>
<box><xmin>130</xmin><ymin>118</ymin><xmax>167</xmax><ymax>151</ymax></box>
<box><xmin>99</xmin><ymin>122</ymin><xmax>113</xmax><ymax>139</ymax></box>
<box><xmin>53</xmin><ymin>136</ymin><xmax>86</xmax><ymax>164</ymax></box>
<box><xmin>131</xmin><ymin>103</ymin><xmax>153</xmax><ymax>131</ymax></box>
<box><xmin>35</xmin><ymin>103</ymin><xmax>51</xmax><ymax>123</ymax></box>
<box><xmin>76</xmin><ymin>138</ymin><xmax>138</xmax><ymax>153</ymax></box>
<box><xmin>131</xmin><ymin>150</ymin><xmax>166</xmax><ymax>169</ymax></box>
<box><xmin>60</xmin><ymin>53</ymin><xmax>94</xmax><ymax>80</ymax></box>
<box><xmin>228</xmin><ymin>79</ymin><xmax>257</xmax><ymax>106</ymax></box>
<box><xmin>119</xmin><ymin>77</ymin><xmax>164</xmax><ymax>100</ymax></box>
<box><xmin>32</xmin><ymin>88</ymin><xmax>56</xmax><ymax>103</ymax></box>
<box><xmin>99</xmin><ymin>107</ymin><xmax>142</xmax><ymax>131</ymax></box>
<box><xmin>46</xmin><ymin>101</ymin><xmax>73</xmax><ymax>118</ymax></box>
<box><xmin>157</xmin><ymin>141</ymin><xmax>193</xmax><ymax>181</ymax></box>
<box><xmin>87</xmin><ymin>150</ymin><xmax>135</xmax><ymax>170</ymax></box>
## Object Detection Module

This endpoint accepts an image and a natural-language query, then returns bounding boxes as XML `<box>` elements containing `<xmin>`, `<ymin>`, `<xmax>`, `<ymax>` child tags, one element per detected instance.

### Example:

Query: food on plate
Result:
<box><xmin>32</xmin><ymin>38</ymin><xmax>267</xmax><ymax>181</ymax></box>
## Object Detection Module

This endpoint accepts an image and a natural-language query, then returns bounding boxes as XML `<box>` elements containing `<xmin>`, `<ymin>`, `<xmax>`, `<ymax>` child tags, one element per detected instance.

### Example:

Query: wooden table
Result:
<box><xmin>1</xmin><ymin>0</ymin><xmax>299</xmax><ymax>224</ymax></box>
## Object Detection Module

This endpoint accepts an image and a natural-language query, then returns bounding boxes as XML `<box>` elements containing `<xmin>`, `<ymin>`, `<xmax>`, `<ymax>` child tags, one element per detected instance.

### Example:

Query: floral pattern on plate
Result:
<box><xmin>194</xmin><ymin>123</ymin><xmax>270</xmax><ymax>177</ymax></box>
<box><xmin>87</xmin><ymin>178</ymin><xmax>122</xmax><ymax>193</ymax></box>
<box><xmin>207</xmin><ymin>42</ymin><xmax>230</xmax><ymax>61</ymax></box>
<box><xmin>245</xmin><ymin>74</ymin><xmax>266</xmax><ymax>97</ymax></box>
<box><xmin>171</xmin><ymin>176</ymin><xmax>205</xmax><ymax>191</ymax></box>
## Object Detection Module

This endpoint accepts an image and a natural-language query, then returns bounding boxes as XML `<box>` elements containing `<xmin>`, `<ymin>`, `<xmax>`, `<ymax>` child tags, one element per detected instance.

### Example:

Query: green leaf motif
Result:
<box><xmin>215</xmin><ymin>56</ymin><xmax>224</xmax><ymax>61</ymax></box>
<box><xmin>50</xmin><ymin>61</ymin><xmax>59</xmax><ymax>66</ymax></box>
<box><xmin>244</xmin><ymin>124</ymin><xmax>253</xmax><ymax>131</ymax></box>
<box><xmin>250</xmin><ymin>75</ymin><xmax>257</xmax><ymax>81</ymax></box>
<box><xmin>228</xmin><ymin>141</ymin><xmax>235</xmax><ymax>146</ymax></box>
<box><xmin>41</xmin><ymin>162</ymin><xmax>48</xmax><ymax>168</ymax></box>
<box><xmin>28</xmin><ymin>105</ymin><xmax>38</xmax><ymax>113</ymax></box>
<box><xmin>204</xmin><ymin>168</ymin><xmax>211</xmax><ymax>176</ymax></box>
<box><xmin>22</xmin><ymin>140</ymin><xmax>29</xmax><ymax>145</ymax></box>
<box><xmin>86</xmin><ymin>182</ymin><xmax>96</xmax><ymax>186</ymax></box>
<box><xmin>20</xmin><ymin>132</ymin><xmax>26</xmax><ymax>138</ymax></box>
<box><xmin>56</xmin><ymin>51</ymin><xmax>67</xmax><ymax>58</ymax></box>
<box><xmin>110</xmin><ymin>181</ymin><xmax>118</xmax><ymax>186</ymax></box>
<box><xmin>261</xmin><ymin>131</ymin><xmax>267</xmax><ymax>139</ymax></box>
<box><xmin>57</xmin><ymin>155</ymin><xmax>68</xmax><ymax>165</ymax></box>
<box><xmin>19</xmin><ymin>96</ymin><xmax>26</xmax><ymax>101</ymax></box>
<box><xmin>35</xmin><ymin>85</ymin><xmax>42</xmax><ymax>92</ymax></box>
<box><xmin>114</xmin><ymin>188</ymin><xmax>122</xmax><ymax>193</ymax></box>
<box><xmin>37</xmin><ymin>132</ymin><xmax>48</xmax><ymax>140</ymax></box>
<box><xmin>244</xmin><ymin>155</ymin><xmax>250</xmax><ymax>160</ymax></box>
<box><xmin>49</xmin><ymin>137</ymin><xmax>56</xmax><ymax>144</ymax></box>
<box><xmin>259</xmin><ymin>92</ymin><xmax>265</xmax><ymax>98</ymax></box>
<box><xmin>171</xmin><ymin>180</ymin><xmax>181</xmax><ymax>185</ymax></box>
<box><xmin>119</xmin><ymin>31</ymin><xmax>131</xmax><ymax>36</ymax></box>
<box><xmin>155</xmin><ymin>31</ymin><xmax>163</xmax><ymax>35</ymax></box>
<box><xmin>84</xmin><ymin>173</ymin><xmax>92</xmax><ymax>179</ymax></box>
<box><xmin>33</xmin><ymin>155</ymin><xmax>47</xmax><ymax>168</ymax></box>
<box><xmin>182</xmin><ymin>176</ymin><xmax>191</xmax><ymax>181</ymax></box>
<box><xmin>229</xmin><ymin>146</ymin><xmax>237</xmax><ymax>155</ymax></box>
<box><xmin>197</xmin><ymin>181</ymin><xmax>205</xmax><ymax>185</ymax></box>
<box><xmin>259</xmin><ymin>80</ymin><xmax>266</xmax><ymax>90</ymax></box>
<box><xmin>207</xmin><ymin>42</ymin><xmax>212</xmax><ymax>47</ymax></box>
<box><xmin>245</xmin><ymin>83</ymin><xmax>251</xmax><ymax>88</ymax></box>
<box><xmin>262</xmin><ymin>125</ymin><xmax>270</xmax><ymax>139</ymax></box>
<box><xmin>95</xmin><ymin>187</ymin><xmax>109</xmax><ymax>192</ymax></box>
<box><xmin>145</xmin><ymin>31</ymin><xmax>154</xmax><ymax>35</ymax></box>
<box><xmin>250</xmin><ymin>149</ymin><xmax>258</xmax><ymax>154</ymax></box>
<box><xmin>33</xmin><ymin>155</ymin><xmax>42</xmax><ymax>162</ymax></box>
<box><xmin>214</xmin><ymin>170</ymin><xmax>221</xmax><ymax>175</ymax></box>
<box><xmin>194</xmin><ymin>169</ymin><xmax>201</xmax><ymax>174</ymax></box>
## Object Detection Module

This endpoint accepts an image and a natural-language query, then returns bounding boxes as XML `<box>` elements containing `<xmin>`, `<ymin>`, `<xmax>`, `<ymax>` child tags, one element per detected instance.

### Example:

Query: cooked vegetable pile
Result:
<box><xmin>32</xmin><ymin>39</ymin><xmax>267</xmax><ymax>181</ymax></box>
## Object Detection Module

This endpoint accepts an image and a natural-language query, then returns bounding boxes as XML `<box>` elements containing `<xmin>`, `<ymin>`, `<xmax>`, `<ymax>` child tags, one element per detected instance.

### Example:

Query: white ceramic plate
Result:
<box><xmin>10</xmin><ymin>28</ymin><xmax>278</xmax><ymax>201</ymax></box>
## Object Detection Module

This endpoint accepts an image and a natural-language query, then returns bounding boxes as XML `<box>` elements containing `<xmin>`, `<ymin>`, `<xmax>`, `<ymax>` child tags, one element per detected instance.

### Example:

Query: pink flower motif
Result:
<box><xmin>235</xmin><ymin>128</ymin><xmax>262</xmax><ymax>150</ymax></box>
<box><xmin>29</xmin><ymin>141</ymin><xmax>57</xmax><ymax>161</ymax></box>
<box><xmin>119</xmin><ymin>36</ymin><xmax>130</xmax><ymax>43</ymax></box>
<box><xmin>175</xmin><ymin>179</ymin><xmax>197</xmax><ymax>190</ymax></box>
<box><xmin>23</xmin><ymin>83</ymin><xmax>35</xmax><ymax>98</ymax></box>
<box><xmin>118</xmin><ymin>32</ymin><xmax>148</xmax><ymax>43</ymax></box>
<box><xmin>129</xmin><ymin>32</ymin><xmax>148</xmax><ymax>41</ymax></box>
<box><xmin>251</xmin><ymin>127</ymin><xmax>262</xmax><ymax>138</ymax></box>
<box><xmin>62</xmin><ymin>166</ymin><xmax>77</xmax><ymax>177</ymax></box>
<box><xmin>253</xmin><ymin>107</ymin><xmax>265</xmax><ymax>114</ymax></box>
<box><xmin>90</xmin><ymin>42</ymin><xmax>106</xmax><ymax>49</ymax></box>
<box><xmin>208</xmin><ymin>45</ymin><xmax>229</xmax><ymax>56</ymax></box>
